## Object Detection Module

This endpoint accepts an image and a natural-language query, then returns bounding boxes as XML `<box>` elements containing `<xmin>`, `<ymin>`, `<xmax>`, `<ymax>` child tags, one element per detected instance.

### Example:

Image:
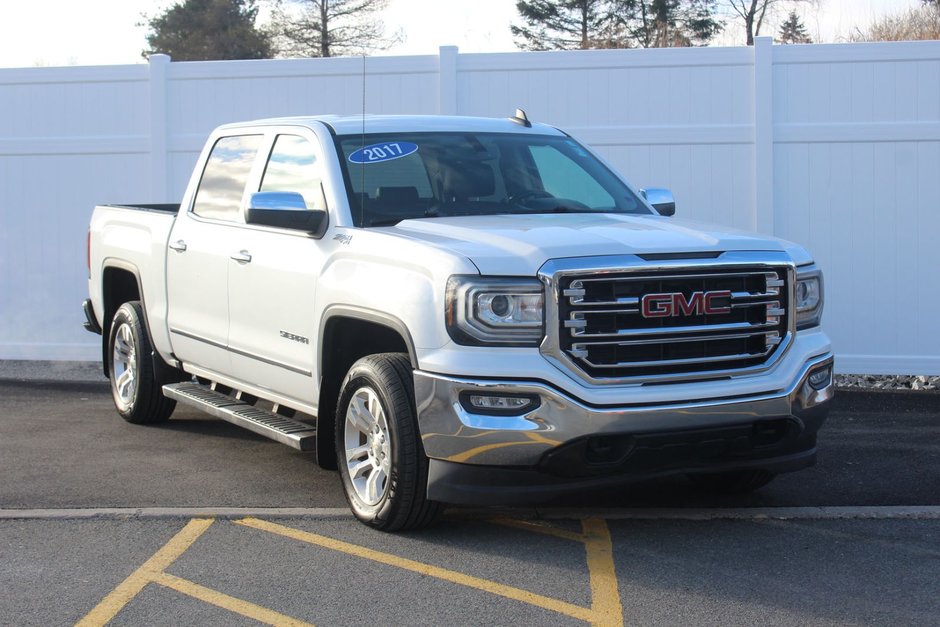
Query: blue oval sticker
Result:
<box><xmin>348</xmin><ymin>141</ymin><xmax>419</xmax><ymax>164</ymax></box>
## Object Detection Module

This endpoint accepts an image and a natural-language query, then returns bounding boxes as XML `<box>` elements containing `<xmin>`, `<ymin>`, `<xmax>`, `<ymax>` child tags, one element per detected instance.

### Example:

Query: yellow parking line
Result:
<box><xmin>154</xmin><ymin>572</ymin><xmax>314</xmax><ymax>626</ymax></box>
<box><xmin>582</xmin><ymin>519</ymin><xmax>624</xmax><ymax>627</ymax></box>
<box><xmin>492</xmin><ymin>518</ymin><xmax>587</xmax><ymax>543</ymax></box>
<box><xmin>75</xmin><ymin>518</ymin><xmax>214</xmax><ymax>627</ymax></box>
<box><xmin>236</xmin><ymin>517</ymin><xmax>597</xmax><ymax>623</ymax></box>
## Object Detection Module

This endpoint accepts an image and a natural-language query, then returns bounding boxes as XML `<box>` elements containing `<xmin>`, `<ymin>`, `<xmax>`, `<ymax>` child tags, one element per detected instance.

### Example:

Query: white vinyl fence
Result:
<box><xmin>1</xmin><ymin>38</ymin><xmax>938</xmax><ymax>374</ymax></box>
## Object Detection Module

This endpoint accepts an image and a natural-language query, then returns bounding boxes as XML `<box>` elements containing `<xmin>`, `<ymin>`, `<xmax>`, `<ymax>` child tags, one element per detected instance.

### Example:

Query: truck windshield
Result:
<box><xmin>336</xmin><ymin>132</ymin><xmax>650</xmax><ymax>227</ymax></box>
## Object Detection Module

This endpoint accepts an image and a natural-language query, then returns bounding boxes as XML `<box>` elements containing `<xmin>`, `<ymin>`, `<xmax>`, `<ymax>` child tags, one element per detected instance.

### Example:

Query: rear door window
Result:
<box><xmin>192</xmin><ymin>135</ymin><xmax>263</xmax><ymax>221</ymax></box>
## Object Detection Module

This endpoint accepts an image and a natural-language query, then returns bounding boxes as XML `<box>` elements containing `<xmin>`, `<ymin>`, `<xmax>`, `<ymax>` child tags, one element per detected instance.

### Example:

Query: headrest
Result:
<box><xmin>440</xmin><ymin>162</ymin><xmax>495</xmax><ymax>200</ymax></box>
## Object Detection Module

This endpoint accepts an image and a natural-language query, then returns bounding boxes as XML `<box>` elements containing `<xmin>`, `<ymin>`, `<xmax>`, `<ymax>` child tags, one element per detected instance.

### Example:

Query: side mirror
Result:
<box><xmin>641</xmin><ymin>188</ymin><xmax>676</xmax><ymax>216</ymax></box>
<box><xmin>247</xmin><ymin>191</ymin><xmax>327</xmax><ymax>235</ymax></box>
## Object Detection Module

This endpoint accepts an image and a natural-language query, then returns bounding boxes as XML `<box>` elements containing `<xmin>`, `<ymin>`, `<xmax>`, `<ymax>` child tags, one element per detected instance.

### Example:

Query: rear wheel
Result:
<box><xmin>335</xmin><ymin>353</ymin><xmax>442</xmax><ymax>531</ymax></box>
<box><xmin>108</xmin><ymin>301</ymin><xmax>177</xmax><ymax>424</ymax></box>
<box><xmin>688</xmin><ymin>469</ymin><xmax>776</xmax><ymax>494</ymax></box>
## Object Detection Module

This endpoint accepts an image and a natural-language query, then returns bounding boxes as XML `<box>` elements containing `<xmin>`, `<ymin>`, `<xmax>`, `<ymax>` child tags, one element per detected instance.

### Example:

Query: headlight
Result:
<box><xmin>446</xmin><ymin>276</ymin><xmax>544</xmax><ymax>346</ymax></box>
<box><xmin>796</xmin><ymin>266</ymin><xmax>824</xmax><ymax>330</ymax></box>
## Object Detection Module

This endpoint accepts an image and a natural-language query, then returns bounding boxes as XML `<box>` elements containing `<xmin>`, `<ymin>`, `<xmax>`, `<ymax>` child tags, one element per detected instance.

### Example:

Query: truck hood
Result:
<box><xmin>382</xmin><ymin>213</ymin><xmax>812</xmax><ymax>275</ymax></box>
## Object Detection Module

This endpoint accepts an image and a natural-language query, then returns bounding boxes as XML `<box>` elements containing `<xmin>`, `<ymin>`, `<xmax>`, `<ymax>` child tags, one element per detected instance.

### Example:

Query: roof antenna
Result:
<box><xmin>510</xmin><ymin>108</ymin><xmax>532</xmax><ymax>128</ymax></box>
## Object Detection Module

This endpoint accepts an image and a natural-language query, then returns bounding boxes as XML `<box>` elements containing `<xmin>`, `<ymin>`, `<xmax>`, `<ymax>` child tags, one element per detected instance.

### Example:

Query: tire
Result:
<box><xmin>335</xmin><ymin>353</ymin><xmax>442</xmax><ymax>531</ymax></box>
<box><xmin>107</xmin><ymin>301</ymin><xmax>177</xmax><ymax>424</ymax></box>
<box><xmin>688</xmin><ymin>469</ymin><xmax>777</xmax><ymax>494</ymax></box>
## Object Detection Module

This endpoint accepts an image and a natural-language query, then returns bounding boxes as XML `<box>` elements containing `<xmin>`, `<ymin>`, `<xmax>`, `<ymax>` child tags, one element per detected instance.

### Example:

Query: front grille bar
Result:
<box><xmin>553</xmin><ymin>262</ymin><xmax>791</xmax><ymax>381</ymax></box>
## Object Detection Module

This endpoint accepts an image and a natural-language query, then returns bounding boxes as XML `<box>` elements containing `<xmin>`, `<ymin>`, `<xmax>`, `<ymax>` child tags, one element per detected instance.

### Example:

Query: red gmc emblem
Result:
<box><xmin>641</xmin><ymin>290</ymin><xmax>732</xmax><ymax>318</ymax></box>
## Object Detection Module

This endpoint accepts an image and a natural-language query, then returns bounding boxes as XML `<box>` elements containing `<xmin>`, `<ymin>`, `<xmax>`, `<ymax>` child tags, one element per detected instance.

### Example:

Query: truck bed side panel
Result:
<box><xmin>88</xmin><ymin>205</ymin><xmax>176</xmax><ymax>362</ymax></box>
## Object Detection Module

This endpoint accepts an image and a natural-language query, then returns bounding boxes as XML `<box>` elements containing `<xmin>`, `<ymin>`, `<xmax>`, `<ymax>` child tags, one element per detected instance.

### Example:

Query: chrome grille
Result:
<box><xmin>557</xmin><ymin>266</ymin><xmax>790</xmax><ymax>379</ymax></box>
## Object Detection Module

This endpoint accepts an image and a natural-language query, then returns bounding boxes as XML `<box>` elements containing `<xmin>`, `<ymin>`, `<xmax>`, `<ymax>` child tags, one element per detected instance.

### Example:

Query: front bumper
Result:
<box><xmin>414</xmin><ymin>353</ymin><xmax>834</xmax><ymax>505</ymax></box>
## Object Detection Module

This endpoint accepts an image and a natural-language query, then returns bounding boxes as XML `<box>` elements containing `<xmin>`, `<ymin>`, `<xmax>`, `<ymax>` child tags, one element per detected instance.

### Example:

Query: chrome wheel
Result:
<box><xmin>111</xmin><ymin>322</ymin><xmax>137</xmax><ymax>411</ymax></box>
<box><xmin>344</xmin><ymin>386</ymin><xmax>391</xmax><ymax>506</ymax></box>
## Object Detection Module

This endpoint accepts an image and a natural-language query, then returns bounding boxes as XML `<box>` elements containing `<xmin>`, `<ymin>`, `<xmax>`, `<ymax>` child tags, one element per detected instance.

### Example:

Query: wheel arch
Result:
<box><xmin>101</xmin><ymin>262</ymin><xmax>144</xmax><ymax>376</ymax></box>
<box><xmin>315</xmin><ymin>306</ymin><xmax>418</xmax><ymax>470</ymax></box>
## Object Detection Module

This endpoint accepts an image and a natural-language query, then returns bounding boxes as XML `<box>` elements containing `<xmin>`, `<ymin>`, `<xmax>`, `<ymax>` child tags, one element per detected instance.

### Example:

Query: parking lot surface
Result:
<box><xmin>1</xmin><ymin>368</ymin><xmax>938</xmax><ymax>625</ymax></box>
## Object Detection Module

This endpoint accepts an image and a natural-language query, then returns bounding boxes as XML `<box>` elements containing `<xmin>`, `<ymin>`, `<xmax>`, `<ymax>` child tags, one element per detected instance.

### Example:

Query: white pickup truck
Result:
<box><xmin>84</xmin><ymin>112</ymin><xmax>833</xmax><ymax>530</ymax></box>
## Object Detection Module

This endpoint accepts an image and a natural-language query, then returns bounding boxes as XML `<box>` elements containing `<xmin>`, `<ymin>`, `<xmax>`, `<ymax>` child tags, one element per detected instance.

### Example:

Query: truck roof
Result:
<box><xmin>216</xmin><ymin>114</ymin><xmax>567</xmax><ymax>137</ymax></box>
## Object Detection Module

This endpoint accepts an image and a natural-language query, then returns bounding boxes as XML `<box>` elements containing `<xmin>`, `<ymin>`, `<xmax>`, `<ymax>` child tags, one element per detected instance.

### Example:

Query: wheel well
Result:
<box><xmin>316</xmin><ymin>315</ymin><xmax>413</xmax><ymax>469</ymax></box>
<box><xmin>101</xmin><ymin>267</ymin><xmax>141</xmax><ymax>375</ymax></box>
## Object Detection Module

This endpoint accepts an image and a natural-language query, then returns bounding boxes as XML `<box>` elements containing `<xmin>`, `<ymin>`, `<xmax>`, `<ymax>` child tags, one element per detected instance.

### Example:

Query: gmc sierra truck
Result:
<box><xmin>84</xmin><ymin>112</ymin><xmax>833</xmax><ymax>530</ymax></box>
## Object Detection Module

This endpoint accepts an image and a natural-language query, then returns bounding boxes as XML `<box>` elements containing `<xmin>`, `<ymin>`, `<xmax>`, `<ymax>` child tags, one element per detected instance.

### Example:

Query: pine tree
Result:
<box><xmin>778</xmin><ymin>10</ymin><xmax>812</xmax><ymax>44</ymax></box>
<box><xmin>143</xmin><ymin>0</ymin><xmax>273</xmax><ymax>61</ymax></box>
<box><xmin>511</xmin><ymin>0</ymin><xmax>721</xmax><ymax>50</ymax></box>
<box><xmin>511</xmin><ymin>0</ymin><xmax>618</xmax><ymax>50</ymax></box>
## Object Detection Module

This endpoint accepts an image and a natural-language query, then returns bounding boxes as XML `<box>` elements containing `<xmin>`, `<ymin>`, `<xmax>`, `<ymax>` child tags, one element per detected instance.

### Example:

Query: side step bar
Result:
<box><xmin>163</xmin><ymin>382</ymin><xmax>317</xmax><ymax>451</ymax></box>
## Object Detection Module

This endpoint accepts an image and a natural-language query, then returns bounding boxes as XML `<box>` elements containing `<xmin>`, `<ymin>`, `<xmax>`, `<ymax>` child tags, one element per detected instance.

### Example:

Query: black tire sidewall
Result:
<box><xmin>106</xmin><ymin>301</ymin><xmax>175</xmax><ymax>424</ymax></box>
<box><xmin>335</xmin><ymin>359</ymin><xmax>417</xmax><ymax>528</ymax></box>
<box><xmin>108</xmin><ymin>303</ymin><xmax>147</xmax><ymax>419</ymax></box>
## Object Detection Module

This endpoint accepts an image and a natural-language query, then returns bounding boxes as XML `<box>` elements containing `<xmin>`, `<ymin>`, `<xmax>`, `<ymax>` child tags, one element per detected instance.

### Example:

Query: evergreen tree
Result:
<box><xmin>143</xmin><ymin>0</ymin><xmax>273</xmax><ymax>61</ymax></box>
<box><xmin>511</xmin><ymin>0</ymin><xmax>721</xmax><ymax>50</ymax></box>
<box><xmin>777</xmin><ymin>10</ymin><xmax>812</xmax><ymax>44</ymax></box>
<box><xmin>511</xmin><ymin>0</ymin><xmax>618</xmax><ymax>50</ymax></box>
<box><xmin>614</xmin><ymin>0</ymin><xmax>722</xmax><ymax>48</ymax></box>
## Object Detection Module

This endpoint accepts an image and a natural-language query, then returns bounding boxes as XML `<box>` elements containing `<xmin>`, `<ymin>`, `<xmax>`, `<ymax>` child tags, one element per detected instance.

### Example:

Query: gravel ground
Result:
<box><xmin>835</xmin><ymin>374</ymin><xmax>940</xmax><ymax>391</ymax></box>
<box><xmin>1</xmin><ymin>360</ymin><xmax>938</xmax><ymax>391</ymax></box>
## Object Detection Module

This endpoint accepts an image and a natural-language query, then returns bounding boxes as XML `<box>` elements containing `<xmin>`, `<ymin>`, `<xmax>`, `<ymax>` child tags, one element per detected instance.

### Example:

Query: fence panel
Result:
<box><xmin>0</xmin><ymin>39</ymin><xmax>938</xmax><ymax>373</ymax></box>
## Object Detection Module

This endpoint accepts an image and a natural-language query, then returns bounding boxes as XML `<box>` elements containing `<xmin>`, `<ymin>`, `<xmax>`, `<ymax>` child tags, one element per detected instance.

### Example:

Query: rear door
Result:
<box><xmin>166</xmin><ymin>134</ymin><xmax>264</xmax><ymax>376</ymax></box>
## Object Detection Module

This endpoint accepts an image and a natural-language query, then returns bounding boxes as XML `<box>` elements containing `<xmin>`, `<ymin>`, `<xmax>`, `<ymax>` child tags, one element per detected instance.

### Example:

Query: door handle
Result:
<box><xmin>169</xmin><ymin>240</ymin><xmax>187</xmax><ymax>252</ymax></box>
<box><xmin>230</xmin><ymin>250</ymin><xmax>252</xmax><ymax>263</ymax></box>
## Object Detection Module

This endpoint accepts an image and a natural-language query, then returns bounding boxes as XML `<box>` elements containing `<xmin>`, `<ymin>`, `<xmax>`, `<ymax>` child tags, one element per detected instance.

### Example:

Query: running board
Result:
<box><xmin>162</xmin><ymin>382</ymin><xmax>316</xmax><ymax>451</ymax></box>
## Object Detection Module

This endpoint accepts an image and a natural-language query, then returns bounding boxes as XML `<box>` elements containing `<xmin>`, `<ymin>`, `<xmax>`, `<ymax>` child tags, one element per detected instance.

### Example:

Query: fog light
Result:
<box><xmin>808</xmin><ymin>367</ymin><xmax>832</xmax><ymax>390</ymax></box>
<box><xmin>460</xmin><ymin>392</ymin><xmax>539</xmax><ymax>415</ymax></box>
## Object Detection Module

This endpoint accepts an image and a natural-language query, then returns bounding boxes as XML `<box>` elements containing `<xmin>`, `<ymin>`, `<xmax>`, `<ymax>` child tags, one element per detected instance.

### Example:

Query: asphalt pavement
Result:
<box><xmin>0</xmin><ymin>362</ymin><xmax>937</xmax><ymax>626</ymax></box>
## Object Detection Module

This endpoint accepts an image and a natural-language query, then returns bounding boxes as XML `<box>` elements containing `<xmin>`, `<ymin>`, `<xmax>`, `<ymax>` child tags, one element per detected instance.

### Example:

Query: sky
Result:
<box><xmin>0</xmin><ymin>0</ymin><xmax>927</xmax><ymax>69</ymax></box>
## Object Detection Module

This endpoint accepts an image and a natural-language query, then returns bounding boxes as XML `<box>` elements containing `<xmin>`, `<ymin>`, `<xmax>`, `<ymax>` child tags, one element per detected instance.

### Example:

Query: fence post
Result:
<box><xmin>438</xmin><ymin>46</ymin><xmax>458</xmax><ymax>115</ymax></box>
<box><xmin>148</xmin><ymin>54</ymin><xmax>170</xmax><ymax>203</ymax></box>
<box><xmin>753</xmin><ymin>36</ymin><xmax>774</xmax><ymax>234</ymax></box>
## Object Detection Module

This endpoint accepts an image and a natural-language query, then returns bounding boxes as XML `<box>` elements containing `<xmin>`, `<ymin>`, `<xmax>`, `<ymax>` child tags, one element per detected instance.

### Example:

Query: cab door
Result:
<box><xmin>227</xmin><ymin>133</ymin><xmax>330</xmax><ymax>405</ymax></box>
<box><xmin>166</xmin><ymin>134</ymin><xmax>264</xmax><ymax>376</ymax></box>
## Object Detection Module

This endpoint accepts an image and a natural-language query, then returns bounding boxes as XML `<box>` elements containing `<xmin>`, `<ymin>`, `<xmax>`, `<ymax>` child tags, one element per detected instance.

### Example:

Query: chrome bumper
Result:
<box><xmin>414</xmin><ymin>352</ymin><xmax>834</xmax><ymax>467</ymax></box>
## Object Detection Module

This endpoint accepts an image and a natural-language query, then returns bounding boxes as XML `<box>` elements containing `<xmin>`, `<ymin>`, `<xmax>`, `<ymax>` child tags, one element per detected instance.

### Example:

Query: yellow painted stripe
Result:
<box><xmin>524</xmin><ymin>432</ymin><xmax>563</xmax><ymax>446</ymax></box>
<box><xmin>237</xmin><ymin>517</ymin><xmax>596</xmax><ymax>623</ymax></box>
<box><xmin>582</xmin><ymin>519</ymin><xmax>624</xmax><ymax>627</ymax></box>
<box><xmin>492</xmin><ymin>518</ymin><xmax>586</xmax><ymax>543</ymax></box>
<box><xmin>155</xmin><ymin>572</ymin><xmax>315</xmax><ymax>627</ymax></box>
<box><xmin>75</xmin><ymin>518</ymin><xmax>215</xmax><ymax>627</ymax></box>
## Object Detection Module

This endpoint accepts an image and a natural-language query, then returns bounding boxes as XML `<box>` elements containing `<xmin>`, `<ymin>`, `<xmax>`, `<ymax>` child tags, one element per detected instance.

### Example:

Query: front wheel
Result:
<box><xmin>108</xmin><ymin>301</ymin><xmax>177</xmax><ymax>424</ymax></box>
<box><xmin>335</xmin><ymin>353</ymin><xmax>442</xmax><ymax>531</ymax></box>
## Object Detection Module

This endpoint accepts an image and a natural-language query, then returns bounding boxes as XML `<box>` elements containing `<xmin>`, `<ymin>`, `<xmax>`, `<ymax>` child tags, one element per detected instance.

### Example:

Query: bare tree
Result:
<box><xmin>725</xmin><ymin>0</ymin><xmax>815</xmax><ymax>45</ymax></box>
<box><xmin>850</xmin><ymin>2</ymin><xmax>940</xmax><ymax>42</ymax></box>
<box><xmin>271</xmin><ymin>0</ymin><xmax>401</xmax><ymax>58</ymax></box>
